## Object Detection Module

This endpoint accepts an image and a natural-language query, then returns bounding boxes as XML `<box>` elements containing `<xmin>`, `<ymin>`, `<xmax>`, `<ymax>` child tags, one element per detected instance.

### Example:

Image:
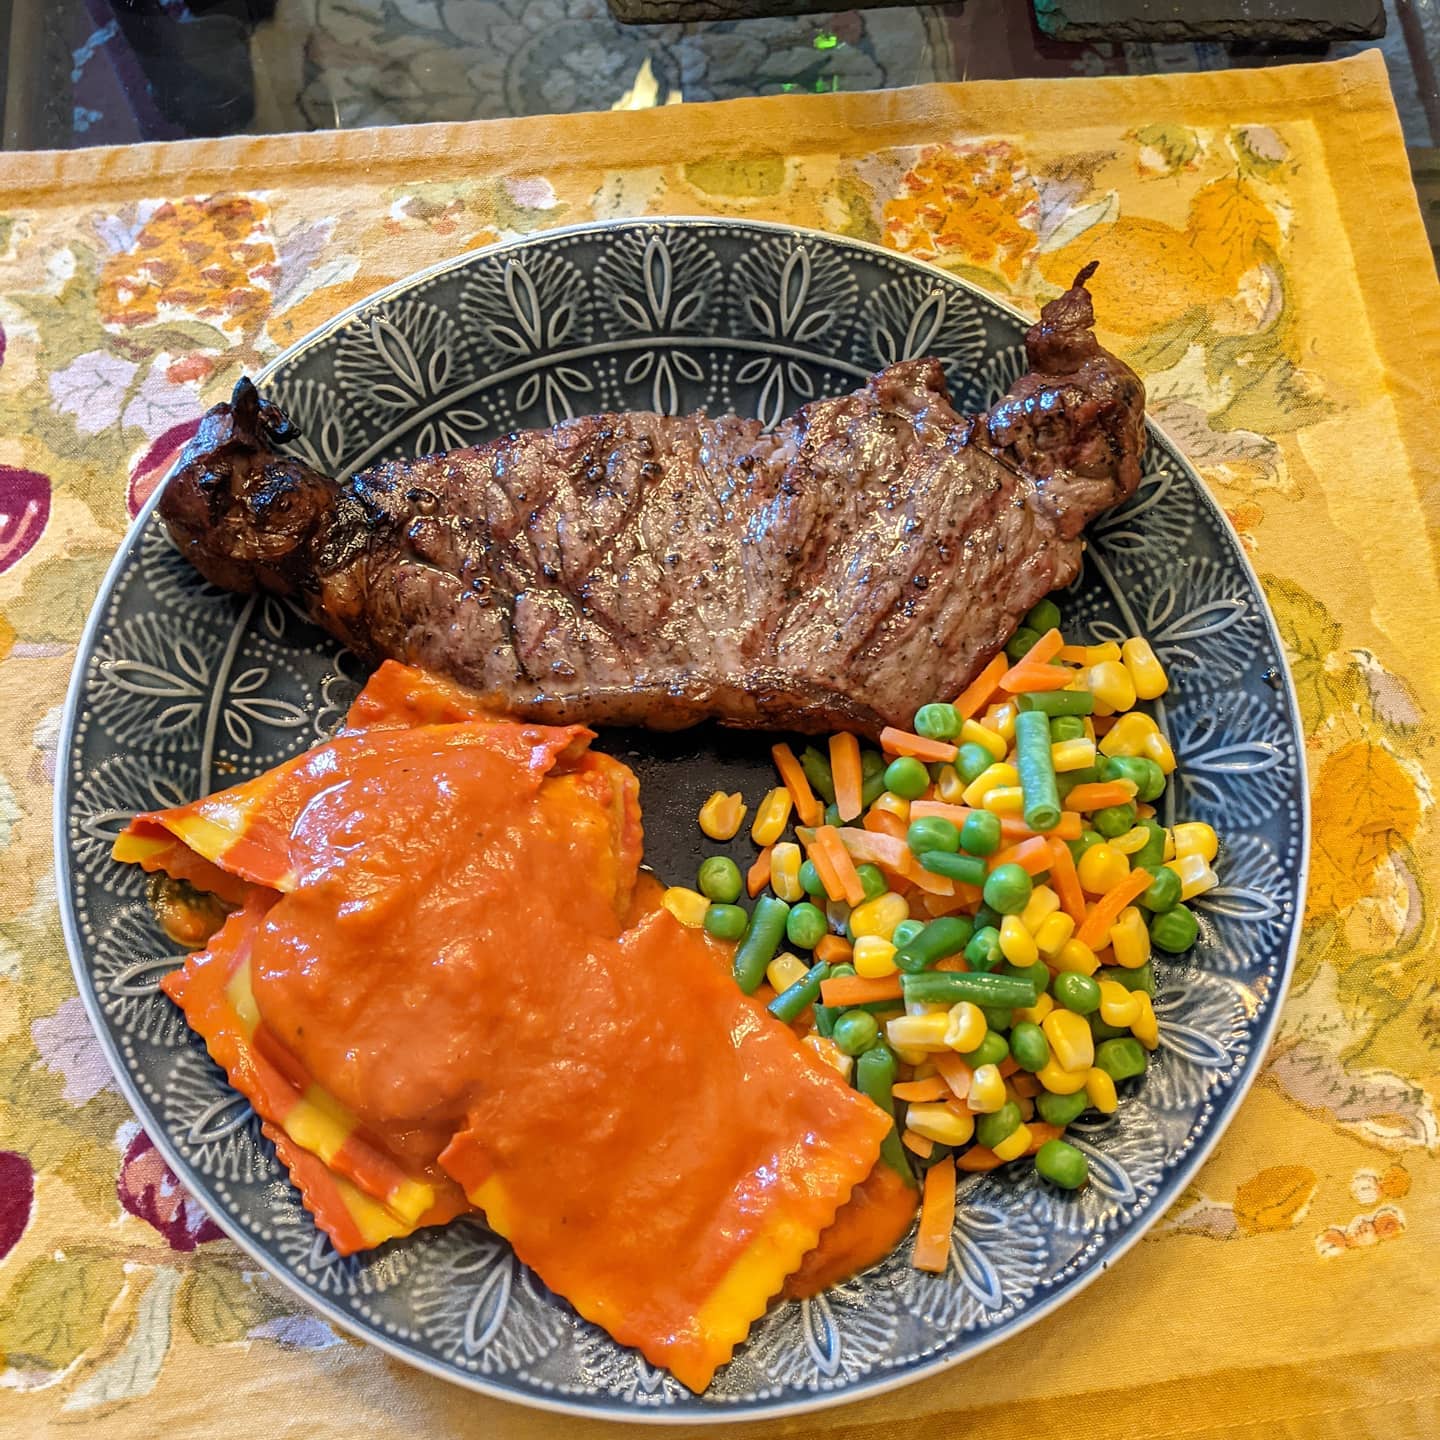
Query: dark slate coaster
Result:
<box><xmin>607</xmin><ymin>0</ymin><xmax>914</xmax><ymax>23</ymax></box>
<box><xmin>1033</xmin><ymin>0</ymin><xmax>1385</xmax><ymax>43</ymax></box>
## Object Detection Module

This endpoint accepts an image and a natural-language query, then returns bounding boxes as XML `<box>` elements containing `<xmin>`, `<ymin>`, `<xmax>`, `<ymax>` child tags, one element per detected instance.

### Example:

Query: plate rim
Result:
<box><xmin>54</xmin><ymin>214</ymin><xmax>1311</xmax><ymax>1424</ymax></box>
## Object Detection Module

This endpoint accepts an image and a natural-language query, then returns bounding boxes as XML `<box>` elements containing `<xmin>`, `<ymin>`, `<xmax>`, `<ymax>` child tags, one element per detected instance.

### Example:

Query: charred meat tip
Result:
<box><xmin>1073</xmin><ymin>259</ymin><xmax>1100</xmax><ymax>289</ymax></box>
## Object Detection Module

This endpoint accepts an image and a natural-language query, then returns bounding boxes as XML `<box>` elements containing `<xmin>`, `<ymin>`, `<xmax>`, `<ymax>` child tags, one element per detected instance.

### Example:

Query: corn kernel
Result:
<box><xmin>851</xmin><ymin>891</ymin><xmax>910</xmax><ymax>941</ymax></box>
<box><xmin>1131</xmin><ymin>991</ymin><xmax>1160</xmax><ymax>1049</ymax></box>
<box><xmin>698</xmin><ymin>790</ymin><xmax>746</xmax><ymax>841</ymax></box>
<box><xmin>661</xmin><ymin>886</ymin><xmax>710</xmax><ymax>928</ymax></box>
<box><xmin>1113</xmin><ymin>824</ymin><xmax>1153</xmax><ymax>855</ymax></box>
<box><xmin>960</xmin><ymin>719</ymin><xmax>1008</xmax><ymax>762</ymax></box>
<box><xmin>751</xmin><ymin>787</ymin><xmax>794</xmax><ymax>846</ymax></box>
<box><xmin>1121</xmin><ymin>636</ymin><xmax>1169</xmax><ymax>700</ymax></box>
<box><xmin>892</xmin><ymin>1044</ymin><xmax>929</xmax><ymax>1067</ymax></box>
<box><xmin>999</xmin><ymin>913</ymin><xmax>1039</xmax><ymax>966</ymax></box>
<box><xmin>767</xmin><ymin>951</ymin><xmax>810</xmax><ymax>992</ymax></box>
<box><xmin>962</xmin><ymin>762</ymin><xmax>1019</xmax><ymax>807</ymax></box>
<box><xmin>982</xmin><ymin>785</ymin><xmax>1026</xmax><ymax>816</ymax></box>
<box><xmin>853</xmin><ymin>935</ymin><xmax>899</xmax><ymax>979</ymax></box>
<box><xmin>944</xmin><ymin>1001</ymin><xmax>987</xmax><ymax>1052</ymax></box>
<box><xmin>1163</xmin><ymin>828</ymin><xmax>1177</xmax><ymax>862</ymax></box>
<box><xmin>1098</xmin><ymin>711</ymin><xmax>1159</xmax><ymax>758</ymax></box>
<box><xmin>967</xmin><ymin>1064</ymin><xmax>1007</xmax><ymax>1112</ymax></box>
<box><xmin>906</xmin><ymin>1103</ymin><xmax>974</xmax><ymax>1147</ymax></box>
<box><xmin>1034</xmin><ymin>910</ymin><xmax>1077</xmax><ymax>960</ymax></box>
<box><xmin>1098</xmin><ymin>979</ymin><xmax>1143</xmax><ymax>1027</ymax></box>
<box><xmin>1043</xmin><ymin>1009</ymin><xmax>1096</xmax><ymax>1072</ymax></box>
<box><xmin>935</xmin><ymin>764</ymin><xmax>967</xmax><ymax>805</ymax></box>
<box><xmin>802</xmin><ymin>1033</ymin><xmax>852</xmax><ymax>1080</ymax></box>
<box><xmin>1110</xmin><ymin>906</ymin><xmax>1152</xmax><ymax>969</ymax></box>
<box><xmin>983</xmin><ymin>700</ymin><xmax>1018</xmax><ymax>743</ymax></box>
<box><xmin>1036</xmin><ymin>1057</ymin><xmax>1090</xmax><ymax>1094</ymax></box>
<box><xmin>1088</xmin><ymin>660</ymin><xmax>1137</xmax><ymax>716</ymax></box>
<box><xmin>1085</xmin><ymin>1066</ymin><xmax>1119</xmax><ymax>1114</ymax></box>
<box><xmin>1083</xmin><ymin>716</ymin><xmax>1097</xmax><ymax>742</ymax></box>
<box><xmin>872</xmin><ymin>790</ymin><xmax>912</xmax><ymax>823</ymax></box>
<box><xmin>1142</xmin><ymin>730</ymin><xmax>1177</xmax><ymax>774</ymax></box>
<box><xmin>1077</xmin><ymin>842</ymin><xmax>1129</xmax><ymax>896</ymax></box>
<box><xmin>1020</xmin><ymin>885</ymin><xmax>1061</xmax><ymax>933</ymax></box>
<box><xmin>1054</xmin><ymin>938</ymin><xmax>1100</xmax><ymax>975</ymax></box>
<box><xmin>1173</xmin><ymin>822</ymin><xmax>1219</xmax><ymax>863</ymax></box>
<box><xmin>770</xmin><ymin>841</ymin><xmax>804</xmax><ymax>902</ymax></box>
<box><xmin>1013</xmin><ymin>991</ymin><xmax>1055</xmax><ymax>1026</ymax></box>
<box><xmin>886</xmin><ymin>1012</ymin><xmax>952</xmax><ymax>1052</ymax></box>
<box><xmin>991</xmin><ymin>1122</ymin><xmax>1032</xmax><ymax>1162</ymax></box>
<box><xmin>1051</xmin><ymin>737</ymin><xmax>1098</xmax><ymax>772</ymax></box>
<box><xmin>1083</xmin><ymin>641</ymin><xmax>1122</xmax><ymax>665</ymax></box>
<box><xmin>1166</xmin><ymin>852</ymin><xmax>1220</xmax><ymax>900</ymax></box>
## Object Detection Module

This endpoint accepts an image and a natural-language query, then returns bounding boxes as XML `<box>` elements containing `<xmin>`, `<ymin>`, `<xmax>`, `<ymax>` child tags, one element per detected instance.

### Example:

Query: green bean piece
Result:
<box><xmin>1139</xmin><ymin>865</ymin><xmax>1182</xmax><ymax>913</ymax></box>
<box><xmin>832</xmin><ymin>1010</ymin><xmax>880</xmax><ymax>1056</ymax></box>
<box><xmin>786</xmin><ymin>901</ymin><xmax>828</xmax><ymax>950</ymax></box>
<box><xmin>1006</xmin><ymin>626</ymin><xmax>1041</xmax><ymax>662</ymax></box>
<box><xmin>907</xmin><ymin>816</ymin><xmax>961</xmax><ymax>856</ymax></box>
<box><xmin>892</xmin><ymin>919</ymin><xmax>926</xmax><ymax>949</ymax></box>
<box><xmin>799</xmin><ymin>746</ymin><xmax>837</xmax><ymax>804</ymax></box>
<box><xmin>1095</xmin><ymin>1036</ymin><xmax>1149</xmax><ymax>1080</ymax></box>
<box><xmin>893</xmin><ymin>916</ymin><xmax>973</xmax><ymax>973</ymax></box>
<box><xmin>732</xmin><ymin>895</ymin><xmax>792</xmax><ymax>993</ymax></box>
<box><xmin>1105</xmin><ymin>960</ymin><xmax>1155</xmax><ymax>995</ymax></box>
<box><xmin>1132</xmin><ymin>821</ymin><xmax>1168</xmax><ymax>874</ymax></box>
<box><xmin>1025</xmin><ymin>598</ymin><xmax>1062</xmax><ymax>634</ymax></box>
<box><xmin>914</xmin><ymin>702</ymin><xmax>962</xmax><ymax>741</ymax></box>
<box><xmin>824</xmin><ymin>801</ymin><xmax>843</xmax><ymax>827</ymax></box>
<box><xmin>960</xmin><ymin>809</ymin><xmax>1002</xmax><ymax>857</ymax></box>
<box><xmin>1036</xmin><ymin>1089</ymin><xmax>1089</xmax><ymax>1127</ymax></box>
<box><xmin>1002</xmin><ymin>960</ymin><xmax>1052</xmax><ymax>996</ymax></box>
<box><xmin>884</xmin><ymin>756</ymin><xmax>930</xmax><ymax>801</ymax></box>
<box><xmin>1089</xmin><ymin>1013</ymin><xmax>1130</xmax><ymax>1041</ymax></box>
<box><xmin>1151</xmin><ymin>904</ymin><xmax>1199</xmax><ymax>953</ymax></box>
<box><xmin>1035</xmin><ymin>1138</ymin><xmax>1090</xmax><ymax>1189</ymax></box>
<box><xmin>855</xmin><ymin>863</ymin><xmax>889</xmax><ymax>902</ymax></box>
<box><xmin>860</xmin><ymin>750</ymin><xmax>889</xmax><ymax>807</ymax></box>
<box><xmin>697</xmin><ymin>855</ymin><xmax>743</xmax><ymax>904</ymax></box>
<box><xmin>965</xmin><ymin>925</ymin><xmax>1004</xmax><ymax>972</ymax></box>
<box><xmin>1053</xmin><ymin>971</ymin><xmax>1102</xmax><ymax>1015</ymax></box>
<box><xmin>814</xmin><ymin>1005</ymin><xmax>836</xmax><ymax>1037</ymax></box>
<box><xmin>855</xmin><ymin>1044</ymin><xmax>915</xmax><ymax>1184</ymax></box>
<box><xmin>1016</xmin><ymin>689</ymin><xmax>1095</xmax><ymax>717</ymax></box>
<box><xmin>1010</xmin><ymin>1020</ymin><xmax>1051</xmax><ymax>1072</ymax></box>
<box><xmin>901</xmin><ymin>971</ymin><xmax>1038</xmax><ymax>1008</ymax></box>
<box><xmin>704</xmin><ymin>904</ymin><xmax>749</xmax><ymax>942</ymax></box>
<box><xmin>767</xmin><ymin>961</ymin><xmax>830</xmax><ymax>1024</ymax></box>
<box><xmin>1092</xmin><ymin>802</ymin><xmax>1137</xmax><ymax>838</ymax></box>
<box><xmin>1057</xmin><ymin>765</ymin><xmax>1102</xmax><ymax>800</ymax></box>
<box><xmin>975</xmin><ymin>1101</ymin><xmax>1024</xmax><ymax>1150</ymax></box>
<box><xmin>983</xmin><ymin>862</ymin><xmax>1033</xmax><ymax>915</ymax></box>
<box><xmin>799</xmin><ymin>859</ymin><xmax>828</xmax><ymax>898</ymax></box>
<box><xmin>972</xmin><ymin>903</ymin><xmax>1003</xmax><ymax>933</ymax></box>
<box><xmin>1049</xmin><ymin>714</ymin><xmax>1087</xmax><ymax>743</ymax></box>
<box><xmin>1015</xmin><ymin>709</ymin><xmax>1062</xmax><ymax>832</ymax></box>
<box><xmin>919</xmin><ymin>851</ymin><xmax>988</xmax><ymax>886</ymax></box>
<box><xmin>961</xmin><ymin>1029</ymin><xmax>1010</xmax><ymax>1068</ymax></box>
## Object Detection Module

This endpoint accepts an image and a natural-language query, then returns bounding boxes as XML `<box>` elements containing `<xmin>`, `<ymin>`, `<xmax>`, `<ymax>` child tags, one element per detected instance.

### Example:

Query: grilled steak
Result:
<box><xmin>160</xmin><ymin>265</ymin><xmax>1144</xmax><ymax>737</ymax></box>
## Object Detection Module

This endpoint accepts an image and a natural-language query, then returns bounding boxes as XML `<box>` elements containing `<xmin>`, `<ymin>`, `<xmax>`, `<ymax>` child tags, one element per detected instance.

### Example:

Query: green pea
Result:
<box><xmin>786</xmin><ymin>901</ymin><xmax>828</xmax><ymax>950</ymax></box>
<box><xmin>981</xmin><ymin>1005</ymin><xmax>1014</xmax><ymax>1032</ymax></box>
<box><xmin>1139</xmin><ymin>866</ymin><xmax>1182</xmax><ymax>913</ymax></box>
<box><xmin>1095</xmin><ymin>1036</ymin><xmax>1149</xmax><ymax>1080</ymax></box>
<box><xmin>962</xmin><ymin>1030</ymin><xmax>1010</xmax><ymax>1068</ymax></box>
<box><xmin>953</xmin><ymin>746</ymin><xmax>991</xmax><ymax>787</ymax></box>
<box><xmin>799</xmin><ymin>859</ymin><xmax>828</xmax><ymax>898</ymax></box>
<box><xmin>697</xmin><ymin>855</ymin><xmax>743</xmax><ymax>904</ymax></box>
<box><xmin>960</xmin><ymin>809</ymin><xmax>1002</xmax><ymax>857</ymax></box>
<box><xmin>1035</xmin><ymin>1138</ymin><xmax>1090</xmax><ymax>1189</ymax></box>
<box><xmin>884</xmin><ymin>756</ymin><xmax>930</xmax><ymax>801</ymax></box>
<box><xmin>1050</xmin><ymin>714</ymin><xmax>1087</xmax><ymax>743</ymax></box>
<box><xmin>914</xmin><ymin>702</ymin><xmax>961</xmax><ymax>741</ymax></box>
<box><xmin>1092</xmin><ymin>802</ymin><xmax>1137</xmax><ymax>838</ymax></box>
<box><xmin>1106</xmin><ymin>960</ymin><xmax>1155</xmax><ymax>996</ymax></box>
<box><xmin>1006</xmin><ymin>626</ymin><xmax>1041</xmax><ymax>662</ymax></box>
<box><xmin>907</xmin><ymin>816</ymin><xmax>961</xmax><ymax>856</ymax></box>
<box><xmin>703</xmin><ymin>904</ymin><xmax>748</xmax><ymax>941</ymax></box>
<box><xmin>983</xmin><ymin>862</ymin><xmax>1033</xmax><ymax>916</ymax></box>
<box><xmin>1151</xmin><ymin>904</ymin><xmax>1199</xmax><ymax>953</ymax></box>
<box><xmin>1003</xmin><ymin>960</ymin><xmax>1051</xmax><ymax>996</ymax></box>
<box><xmin>1100</xmin><ymin>755</ymin><xmax>1165</xmax><ymax>803</ymax></box>
<box><xmin>892</xmin><ymin>919</ymin><xmax>926</xmax><ymax>949</ymax></box>
<box><xmin>1133</xmin><ymin>820</ymin><xmax>1168</xmax><ymax>873</ymax></box>
<box><xmin>965</xmin><ymin>925</ymin><xmax>1003</xmax><ymax>972</ymax></box>
<box><xmin>1133</xmin><ymin>757</ymin><xmax>1166</xmax><ymax>803</ymax></box>
<box><xmin>972</xmin><ymin>903</ymin><xmax>1003</xmax><ymax>934</ymax></box>
<box><xmin>1053</xmin><ymin>971</ymin><xmax>1101</xmax><ymax>1014</ymax></box>
<box><xmin>1089</xmin><ymin>1013</ymin><xmax>1130</xmax><ymax>1041</ymax></box>
<box><xmin>855</xmin><ymin>863</ymin><xmax>889</xmax><ymax>902</ymax></box>
<box><xmin>832</xmin><ymin>1010</ymin><xmax>879</xmax><ymax>1057</ymax></box>
<box><xmin>975</xmin><ymin>1101</ymin><xmax>1023</xmax><ymax>1150</ymax></box>
<box><xmin>1025</xmin><ymin>598</ymin><xmax>1062</xmax><ymax>634</ymax></box>
<box><xmin>1036</xmin><ymin>1089</ymin><xmax>1089</xmax><ymax>1127</ymax></box>
<box><xmin>1067</xmin><ymin>829</ymin><xmax>1105</xmax><ymax>862</ymax></box>
<box><xmin>1010</xmin><ymin>1020</ymin><xmax>1051</xmax><ymax>1072</ymax></box>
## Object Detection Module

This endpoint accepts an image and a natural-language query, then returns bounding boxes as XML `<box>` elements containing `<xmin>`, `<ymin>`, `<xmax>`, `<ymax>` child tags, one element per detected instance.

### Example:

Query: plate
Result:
<box><xmin>56</xmin><ymin>218</ymin><xmax>1308</xmax><ymax>1420</ymax></box>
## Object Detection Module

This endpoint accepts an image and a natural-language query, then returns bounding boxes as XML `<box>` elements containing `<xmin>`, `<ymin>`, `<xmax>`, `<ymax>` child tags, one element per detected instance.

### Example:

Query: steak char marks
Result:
<box><xmin>160</xmin><ymin>265</ymin><xmax>1145</xmax><ymax>737</ymax></box>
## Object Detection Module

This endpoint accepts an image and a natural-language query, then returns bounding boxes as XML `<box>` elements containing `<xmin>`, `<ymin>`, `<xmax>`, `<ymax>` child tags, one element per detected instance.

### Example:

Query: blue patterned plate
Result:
<box><xmin>56</xmin><ymin>219</ymin><xmax>1308</xmax><ymax>1421</ymax></box>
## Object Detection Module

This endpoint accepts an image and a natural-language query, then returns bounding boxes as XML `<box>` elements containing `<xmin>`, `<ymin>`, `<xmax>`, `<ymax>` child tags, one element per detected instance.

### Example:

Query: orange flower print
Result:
<box><xmin>883</xmin><ymin>141</ymin><xmax>1040</xmax><ymax>284</ymax></box>
<box><xmin>99</xmin><ymin>195</ymin><xmax>277</xmax><ymax>333</ymax></box>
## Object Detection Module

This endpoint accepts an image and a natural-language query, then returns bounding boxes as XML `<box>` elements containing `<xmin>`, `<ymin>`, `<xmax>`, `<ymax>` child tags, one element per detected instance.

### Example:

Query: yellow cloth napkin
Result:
<box><xmin>1</xmin><ymin>49</ymin><xmax>1437</xmax><ymax>1440</ymax></box>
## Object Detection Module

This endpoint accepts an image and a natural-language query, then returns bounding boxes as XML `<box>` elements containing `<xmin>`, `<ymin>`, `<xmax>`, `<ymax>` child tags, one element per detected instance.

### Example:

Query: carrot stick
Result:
<box><xmin>814</xmin><ymin>935</ymin><xmax>853</xmax><ymax>965</ymax></box>
<box><xmin>747</xmin><ymin>845</ymin><xmax>773</xmax><ymax>898</ymax></box>
<box><xmin>815</xmin><ymin>825</ymin><xmax>868</xmax><ymax>906</ymax></box>
<box><xmin>909</xmin><ymin>800</ymin><xmax>975</xmax><ymax>824</ymax></box>
<box><xmin>879</xmin><ymin>727</ymin><xmax>959</xmax><ymax>764</ymax></box>
<box><xmin>836</xmin><ymin>827</ymin><xmax>910</xmax><ymax>872</ymax></box>
<box><xmin>864</xmin><ymin>808</ymin><xmax>908</xmax><ymax>841</ymax></box>
<box><xmin>1025</xmin><ymin>1122</ymin><xmax>1063</xmax><ymax>1154</ymax></box>
<box><xmin>1016</xmin><ymin>626</ymin><xmax>1064</xmax><ymax>668</ymax></box>
<box><xmin>900</xmin><ymin>855</ymin><xmax>957</xmax><ymax>896</ymax></box>
<box><xmin>1057</xmin><ymin>644</ymin><xmax>1090</xmax><ymax>663</ymax></box>
<box><xmin>986</xmin><ymin>835</ymin><xmax>1053</xmax><ymax>876</ymax></box>
<box><xmin>892</xmin><ymin>1076</ymin><xmax>950</xmax><ymax>1103</ymax></box>
<box><xmin>912</xmin><ymin>1156</ymin><xmax>957</xmax><ymax>1272</ymax></box>
<box><xmin>772</xmin><ymin>743</ymin><xmax>824</xmax><ymax>829</ymax></box>
<box><xmin>1091</xmin><ymin>715</ymin><xmax>1117</xmax><ymax>735</ymax></box>
<box><xmin>933</xmin><ymin>954</ymin><xmax>970</xmax><ymax>972</ymax></box>
<box><xmin>902</xmin><ymin>1130</ymin><xmax>935</xmax><ymax>1159</ymax></box>
<box><xmin>932</xmin><ymin>1052</ymin><xmax>973</xmax><ymax>1101</ymax></box>
<box><xmin>1063</xmin><ymin>780</ymin><xmax>1139</xmax><ymax>812</ymax></box>
<box><xmin>1048</xmin><ymin>838</ymin><xmax>1088</xmax><ymax>925</ymax></box>
<box><xmin>1004</xmin><ymin>812</ymin><xmax>1082</xmax><ymax>842</ymax></box>
<box><xmin>819</xmin><ymin>973</ymin><xmax>903</xmax><ymax>1007</ymax></box>
<box><xmin>999</xmin><ymin>662</ymin><xmax>1078</xmax><ymax>694</ymax></box>
<box><xmin>998</xmin><ymin>1056</ymin><xmax>1020</xmax><ymax>1078</ymax></box>
<box><xmin>922</xmin><ymin>890</ymin><xmax>976</xmax><ymax>917</ymax></box>
<box><xmin>829</xmin><ymin>733</ymin><xmax>864</xmax><ymax>823</ymax></box>
<box><xmin>1135</xmin><ymin>802</ymin><xmax>1156</xmax><ymax>819</ymax></box>
<box><xmin>954</xmin><ymin>654</ymin><xmax>1009</xmax><ymax>720</ymax></box>
<box><xmin>1076</xmin><ymin>866</ymin><xmax>1154</xmax><ymax>949</ymax></box>
<box><xmin>957</xmin><ymin>1147</ymin><xmax>1004</xmax><ymax>1172</ymax></box>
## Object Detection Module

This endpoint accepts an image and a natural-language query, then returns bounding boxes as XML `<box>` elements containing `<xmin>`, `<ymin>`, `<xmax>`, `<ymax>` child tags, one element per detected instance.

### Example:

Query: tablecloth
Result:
<box><xmin>0</xmin><ymin>49</ymin><xmax>1437</xmax><ymax>1440</ymax></box>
